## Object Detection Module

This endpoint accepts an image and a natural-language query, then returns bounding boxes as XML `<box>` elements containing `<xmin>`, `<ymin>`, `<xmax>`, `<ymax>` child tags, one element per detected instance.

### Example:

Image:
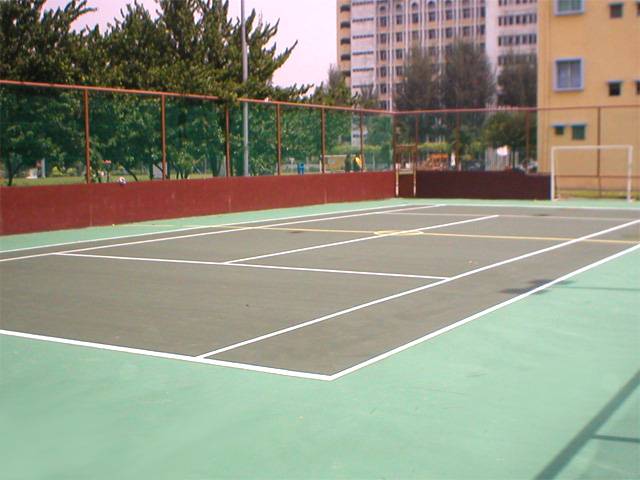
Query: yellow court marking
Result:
<box><xmin>114</xmin><ymin>223</ymin><xmax>639</xmax><ymax>245</ymax></box>
<box><xmin>253</xmin><ymin>226</ymin><xmax>639</xmax><ymax>245</ymax></box>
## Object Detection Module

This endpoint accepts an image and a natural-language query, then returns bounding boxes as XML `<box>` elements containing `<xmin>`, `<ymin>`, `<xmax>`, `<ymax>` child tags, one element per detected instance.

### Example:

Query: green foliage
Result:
<box><xmin>0</xmin><ymin>0</ymin><xmax>94</xmax><ymax>83</ymax></box>
<box><xmin>497</xmin><ymin>53</ymin><xmax>537</xmax><ymax>107</ymax></box>
<box><xmin>395</xmin><ymin>47</ymin><xmax>439</xmax><ymax>112</ymax></box>
<box><xmin>441</xmin><ymin>41</ymin><xmax>495</xmax><ymax>109</ymax></box>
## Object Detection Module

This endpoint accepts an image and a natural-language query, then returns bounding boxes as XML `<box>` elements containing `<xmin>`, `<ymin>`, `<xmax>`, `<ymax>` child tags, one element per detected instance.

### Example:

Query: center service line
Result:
<box><xmin>198</xmin><ymin>218</ymin><xmax>640</xmax><ymax>359</ymax></box>
<box><xmin>224</xmin><ymin>214</ymin><xmax>499</xmax><ymax>264</ymax></box>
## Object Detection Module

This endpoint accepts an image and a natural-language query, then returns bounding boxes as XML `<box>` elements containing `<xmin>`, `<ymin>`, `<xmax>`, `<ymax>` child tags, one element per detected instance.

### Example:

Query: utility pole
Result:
<box><xmin>241</xmin><ymin>0</ymin><xmax>249</xmax><ymax>176</ymax></box>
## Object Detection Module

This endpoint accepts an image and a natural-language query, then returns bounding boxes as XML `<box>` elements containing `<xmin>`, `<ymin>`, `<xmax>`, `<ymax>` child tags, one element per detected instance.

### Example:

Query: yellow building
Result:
<box><xmin>537</xmin><ymin>0</ymin><xmax>640</xmax><ymax>195</ymax></box>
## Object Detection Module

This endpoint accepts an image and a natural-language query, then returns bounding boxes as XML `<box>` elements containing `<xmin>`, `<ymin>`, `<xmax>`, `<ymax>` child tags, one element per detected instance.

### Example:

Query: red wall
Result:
<box><xmin>414</xmin><ymin>171</ymin><xmax>551</xmax><ymax>200</ymax></box>
<box><xmin>0</xmin><ymin>172</ymin><xmax>395</xmax><ymax>235</ymax></box>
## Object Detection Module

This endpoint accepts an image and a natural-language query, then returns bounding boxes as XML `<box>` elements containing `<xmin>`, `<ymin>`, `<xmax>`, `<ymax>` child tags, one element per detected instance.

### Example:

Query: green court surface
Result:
<box><xmin>1</xmin><ymin>198</ymin><xmax>639</xmax><ymax>479</ymax></box>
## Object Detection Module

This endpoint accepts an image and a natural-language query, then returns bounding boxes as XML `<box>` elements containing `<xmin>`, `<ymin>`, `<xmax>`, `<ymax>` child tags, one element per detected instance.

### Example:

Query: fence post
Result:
<box><xmin>359</xmin><ymin>112</ymin><xmax>364</xmax><ymax>171</ymax></box>
<box><xmin>392</xmin><ymin>114</ymin><xmax>398</xmax><ymax>197</ymax></box>
<box><xmin>276</xmin><ymin>104</ymin><xmax>282</xmax><ymax>176</ymax></box>
<box><xmin>161</xmin><ymin>95</ymin><xmax>167</xmax><ymax>180</ymax></box>
<box><xmin>225</xmin><ymin>105</ymin><xmax>231</xmax><ymax>177</ymax></box>
<box><xmin>83</xmin><ymin>89</ymin><xmax>91</xmax><ymax>184</ymax></box>
<box><xmin>525</xmin><ymin>110</ymin><xmax>531</xmax><ymax>165</ymax></box>
<box><xmin>455</xmin><ymin>112</ymin><xmax>461</xmax><ymax>171</ymax></box>
<box><xmin>597</xmin><ymin>107</ymin><xmax>602</xmax><ymax>197</ymax></box>
<box><xmin>321</xmin><ymin>108</ymin><xmax>326</xmax><ymax>174</ymax></box>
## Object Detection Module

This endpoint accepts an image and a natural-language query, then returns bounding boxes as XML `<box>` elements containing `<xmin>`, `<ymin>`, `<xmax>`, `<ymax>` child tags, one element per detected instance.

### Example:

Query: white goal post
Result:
<box><xmin>550</xmin><ymin>145</ymin><xmax>635</xmax><ymax>202</ymax></box>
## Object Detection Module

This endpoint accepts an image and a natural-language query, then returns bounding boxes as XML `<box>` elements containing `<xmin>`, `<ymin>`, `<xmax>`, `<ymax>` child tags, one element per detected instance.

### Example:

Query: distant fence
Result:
<box><xmin>1</xmin><ymin>80</ymin><xmax>638</xmax><ymax>233</ymax></box>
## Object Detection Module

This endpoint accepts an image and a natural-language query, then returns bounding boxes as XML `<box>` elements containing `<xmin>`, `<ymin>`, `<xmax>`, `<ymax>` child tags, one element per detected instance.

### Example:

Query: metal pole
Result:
<box><xmin>83</xmin><ymin>89</ymin><xmax>91</xmax><ymax>183</ymax></box>
<box><xmin>597</xmin><ymin>107</ymin><xmax>602</xmax><ymax>197</ymax></box>
<box><xmin>392</xmin><ymin>115</ymin><xmax>399</xmax><ymax>197</ymax></box>
<box><xmin>455</xmin><ymin>112</ymin><xmax>461</xmax><ymax>171</ymax></box>
<box><xmin>225</xmin><ymin>105</ymin><xmax>231</xmax><ymax>177</ymax></box>
<box><xmin>321</xmin><ymin>108</ymin><xmax>326</xmax><ymax>174</ymax></box>
<box><xmin>276</xmin><ymin>104</ymin><xmax>282</xmax><ymax>175</ymax></box>
<box><xmin>241</xmin><ymin>0</ymin><xmax>249</xmax><ymax>176</ymax></box>
<box><xmin>359</xmin><ymin>112</ymin><xmax>364</xmax><ymax>171</ymax></box>
<box><xmin>161</xmin><ymin>95</ymin><xmax>167</xmax><ymax>179</ymax></box>
<box><xmin>525</xmin><ymin>110</ymin><xmax>531</xmax><ymax>167</ymax></box>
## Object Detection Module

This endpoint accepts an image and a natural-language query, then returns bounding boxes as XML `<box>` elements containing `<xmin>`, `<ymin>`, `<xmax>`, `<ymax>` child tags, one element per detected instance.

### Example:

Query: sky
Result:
<box><xmin>43</xmin><ymin>0</ymin><xmax>336</xmax><ymax>89</ymax></box>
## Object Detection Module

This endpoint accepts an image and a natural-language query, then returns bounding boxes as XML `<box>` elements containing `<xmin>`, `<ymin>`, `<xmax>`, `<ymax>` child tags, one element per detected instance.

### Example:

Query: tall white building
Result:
<box><xmin>337</xmin><ymin>0</ymin><xmax>538</xmax><ymax>109</ymax></box>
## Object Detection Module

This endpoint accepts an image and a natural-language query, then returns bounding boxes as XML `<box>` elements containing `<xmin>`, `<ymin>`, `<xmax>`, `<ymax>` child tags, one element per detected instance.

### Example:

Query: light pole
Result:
<box><xmin>241</xmin><ymin>0</ymin><xmax>249</xmax><ymax>176</ymax></box>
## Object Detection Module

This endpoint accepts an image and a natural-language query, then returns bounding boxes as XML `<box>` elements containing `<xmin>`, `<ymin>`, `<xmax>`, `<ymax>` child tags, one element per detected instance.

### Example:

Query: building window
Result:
<box><xmin>636</xmin><ymin>80</ymin><xmax>640</xmax><ymax>94</ymax></box>
<box><xmin>396</xmin><ymin>32</ymin><xmax>404</xmax><ymax>41</ymax></box>
<box><xmin>609</xmin><ymin>3</ymin><xmax>623</xmax><ymax>17</ymax></box>
<box><xmin>428</xmin><ymin>12</ymin><xmax>437</xmax><ymax>21</ymax></box>
<box><xmin>395</xmin><ymin>66</ymin><xmax>404</xmax><ymax>76</ymax></box>
<box><xmin>571</xmin><ymin>124</ymin><xmax>586</xmax><ymax>140</ymax></box>
<box><xmin>379</xmin><ymin>33</ymin><xmax>388</xmax><ymax>43</ymax></box>
<box><xmin>396</xmin><ymin>15</ymin><xmax>403</xmax><ymax>24</ymax></box>
<box><xmin>379</xmin><ymin>17</ymin><xmax>388</xmax><ymax>27</ymax></box>
<box><xmin>553</xmin><ymin>124</ymin><xmax>565</xmax><ymax>135</ymax></box>
<box><xmin>379</xmin><ymin>50</ymin><xmax>387</xmax><ymax>60</ymax></box>
<box><xmin>555</xmin><ymin>0</ymin><xmax>584</xmax><ymax>15</ymax></box>
<box><xmin>445</xmin><ymin>27</ymin><xmax>453</xmax><ymax>38</ymax></box>
<box><xmin>428</xmin><ymin>29</ymin><xmax>437</xmax><ymax>39</ymax></box>
<box><xmin>340</xmin><ymin>21</ymin><xmax>350</xmax><ymax>29</ymax></box>
<box><xmin>340</xmin><ymin>38</ymin><xmax>351</xmax><ymax>45</ymax></box>
<box><xmin>379</xmin><ymin>66</ymin><xmax>388</xmax><ymax>78</ymax></box>
<box><xmin>608</xmin><ymin>81</ymin><xmax>622</xmax><ymax>96</ymax></box>
<box><xmin>412</xmin><ymin>30</ymin><xmax>420</xmax><ymax>40</ymax></box>
<box><xmin>637</xmin><ymin>1</ymin><xmax>640</xmax><ymax>15</ymax></box>
<box><xmin>463</xmin><ymin>8</ymin><xmax>471</xmax><ymax>18</ymax></box>
<box><xmin>445</xmin><ymin>10</ymin><xmax>453</xmax><ymax>19</ymax></box>
<box><xmin>396</xmin><ymin>49</ymin><xmax>404</xmax><ymax>59</ymax></box>
<box><xmin>555</xmin><ymin>58</ymin><xmax>583</xmax><ymax>91</ymax></box>
<box><xmin>380</xmin><ymin>84</ymin><xmax>388</xmax><ymax>94</ymax></box>
<box><xmin>341</xmin><ymin>54</ymin><xmax>351</xmax><ymax>61</ymax></box>
<box><xmin>412</xmin><ymin>13</ymin><xmax>419</xmax><ymax>23</ymax></box>
<box><xmin>340</xmin><ymin>5</ymin><xmax>350</xmax><ymax>12</ymax></box>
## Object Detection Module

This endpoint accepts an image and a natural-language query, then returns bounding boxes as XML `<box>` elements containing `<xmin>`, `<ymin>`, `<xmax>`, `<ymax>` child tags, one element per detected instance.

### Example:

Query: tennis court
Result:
<box><xmin>1</xmin><ymin>199</ymin><xmax>639</xmax><ymax>478</ymax></box>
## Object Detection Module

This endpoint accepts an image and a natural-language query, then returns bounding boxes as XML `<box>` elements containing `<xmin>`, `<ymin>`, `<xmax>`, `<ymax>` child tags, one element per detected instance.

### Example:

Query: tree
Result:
<box><xmin>311</xmin><ymin>65</ymin><xmax>353</xmax><ymax>107</ymax></box>
<box><xmin>484</xmin><ymin>112</ymin><xmax>536</xmax><ymax>168</ymax></box>
<box><xmin>0</xmin><ymin>0</ymin><xmax>93</xmax><ymax>84</ymax></box>
<box><xmin>441</xmin><ymin>41</ymin><xmax>495</xmax><ymax>109</ymax></box>
<box><xmin>497</xmin><ymin>52</ymin><xmax>537</xmax><ymax>107</ymax></box>
<box><xmin>394</xmin><ymin>46</ymin><xmax>440</xmax><ymax>112</ymax></box>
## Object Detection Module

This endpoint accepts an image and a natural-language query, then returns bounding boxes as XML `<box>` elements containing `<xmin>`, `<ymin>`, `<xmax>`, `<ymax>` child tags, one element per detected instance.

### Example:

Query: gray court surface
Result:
<box><xmin>2</xmin><ymin>204</ymin><xmax>639</xmax><ymax>378</ymax></box>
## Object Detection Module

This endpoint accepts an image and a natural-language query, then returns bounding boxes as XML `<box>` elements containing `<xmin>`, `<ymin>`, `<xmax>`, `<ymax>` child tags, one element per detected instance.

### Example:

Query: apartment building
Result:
<box><xmin>337</xmin><ymin>0</ymin><xmax>538</xmax><ymax>110</ymax></box>
<box><xmin>337</xmin><ymin>0</ymin><xmax>488</xmax><ymax>110</ymax></box>
<box><xmin>537</xmin><ymin>0</ymin><xmax>640</xmax><ymax>190</ymax></box>
<box><xmin>486</xmin><ymin>0</ymin><xmax>537</xmax><ymax>70</ymax></box>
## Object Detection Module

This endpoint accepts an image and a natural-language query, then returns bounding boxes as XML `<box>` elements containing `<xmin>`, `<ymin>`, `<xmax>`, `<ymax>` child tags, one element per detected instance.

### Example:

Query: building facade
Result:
<box><xmin>337</xmin><ymin>0</ymin><xmax>538</xmax><ymax>110</ymax></box>
<box><xmin>537</xmin><ymin>0</ymin><xmax>640</xmax><ymax>191</ymax></box>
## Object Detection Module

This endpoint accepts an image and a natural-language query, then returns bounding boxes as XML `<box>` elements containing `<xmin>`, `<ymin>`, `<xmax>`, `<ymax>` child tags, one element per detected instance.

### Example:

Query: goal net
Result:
<box><xmin>550</xmin><ymin>145</ymin><xmax>637</xmax><ymax>201</ymax></box>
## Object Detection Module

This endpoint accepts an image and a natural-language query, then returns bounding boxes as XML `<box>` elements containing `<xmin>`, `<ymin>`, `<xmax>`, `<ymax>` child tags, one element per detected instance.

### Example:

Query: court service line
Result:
<box><xmin>385</xmin><ymin>212</ymin><xmax>638</xmax><ymax>222</ymax></box>
<box><xmin>1</xmin><ymin>203</ymin><xmax>430</xmax><ymax>263</ymax></box>
<box><xmin>0</xmin><ymin>202</ymin><xmax>422</xmax><ymax>257</ymax></box>
<box><xmin>56</xmin><ymin>252</ymin><xmax>449</xmax><ymax>280</ymax></box>
<box><xmin>198</xmin><ymin>218</ymin><xmax>640</xmax><ymax>359</ymax></box>
<box><xmin>0</xmin><ymin>329</ymin><xmax>331</xmax><ymax>381</ymax></box>
<box><xmin>223</xmin><ymin>215</ymin><xmax>499</xmax><ymax>264</ymax></box>
<box><xmin>329</xmin><ymin>242</ymin><xmax>640</xmax><ymax>380</ymax></box>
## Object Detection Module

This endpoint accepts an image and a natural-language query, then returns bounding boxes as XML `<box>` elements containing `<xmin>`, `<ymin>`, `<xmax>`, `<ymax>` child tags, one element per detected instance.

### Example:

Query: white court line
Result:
<box><xmin>57</xmin><ymin>252</ymin><xmax>449</xmax><ymax>281</ymax></box>
<box><xmin>1</xmin><ymin>203</ymin><xmax>431</xmax><ymax>263</ymax></box>
<box><xmin>0</xmin><ymin>203</ymin><xmax>418</xmax><ymax>256</ymax></box>
<box><xmin>385</xmin><ymin>212</ymin><xmax>637</xmax><ymax>222</ymax></box>
<box><xmin>409</xmin><ymin>202</ymin><xmax>640</xmax><ymax>212</ymax></box>
<box><xmin>224</xmin><ymin>214</ymin><xmax>498</xmax><ymax>264</ymax></box>
<box><xmin>0</xmin><ymin>329</ymin><xmax>331</xmax><ymax>381</ymax></box>
<box><xmin>329</xmin><ymin>242</ymin><xmax>640</xmax><ymax>380</ymax></box>
<box><xmin>198</xmin><ymin>218</ymin><xmax>640</xmax><ymax>359</ymax></box>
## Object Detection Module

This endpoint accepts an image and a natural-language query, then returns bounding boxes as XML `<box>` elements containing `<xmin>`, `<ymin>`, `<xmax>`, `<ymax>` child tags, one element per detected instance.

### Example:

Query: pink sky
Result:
<box><xmin>44</xmin><ymin>0</ymin><xmax>336</xmax><ymax>89</ymax></box>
